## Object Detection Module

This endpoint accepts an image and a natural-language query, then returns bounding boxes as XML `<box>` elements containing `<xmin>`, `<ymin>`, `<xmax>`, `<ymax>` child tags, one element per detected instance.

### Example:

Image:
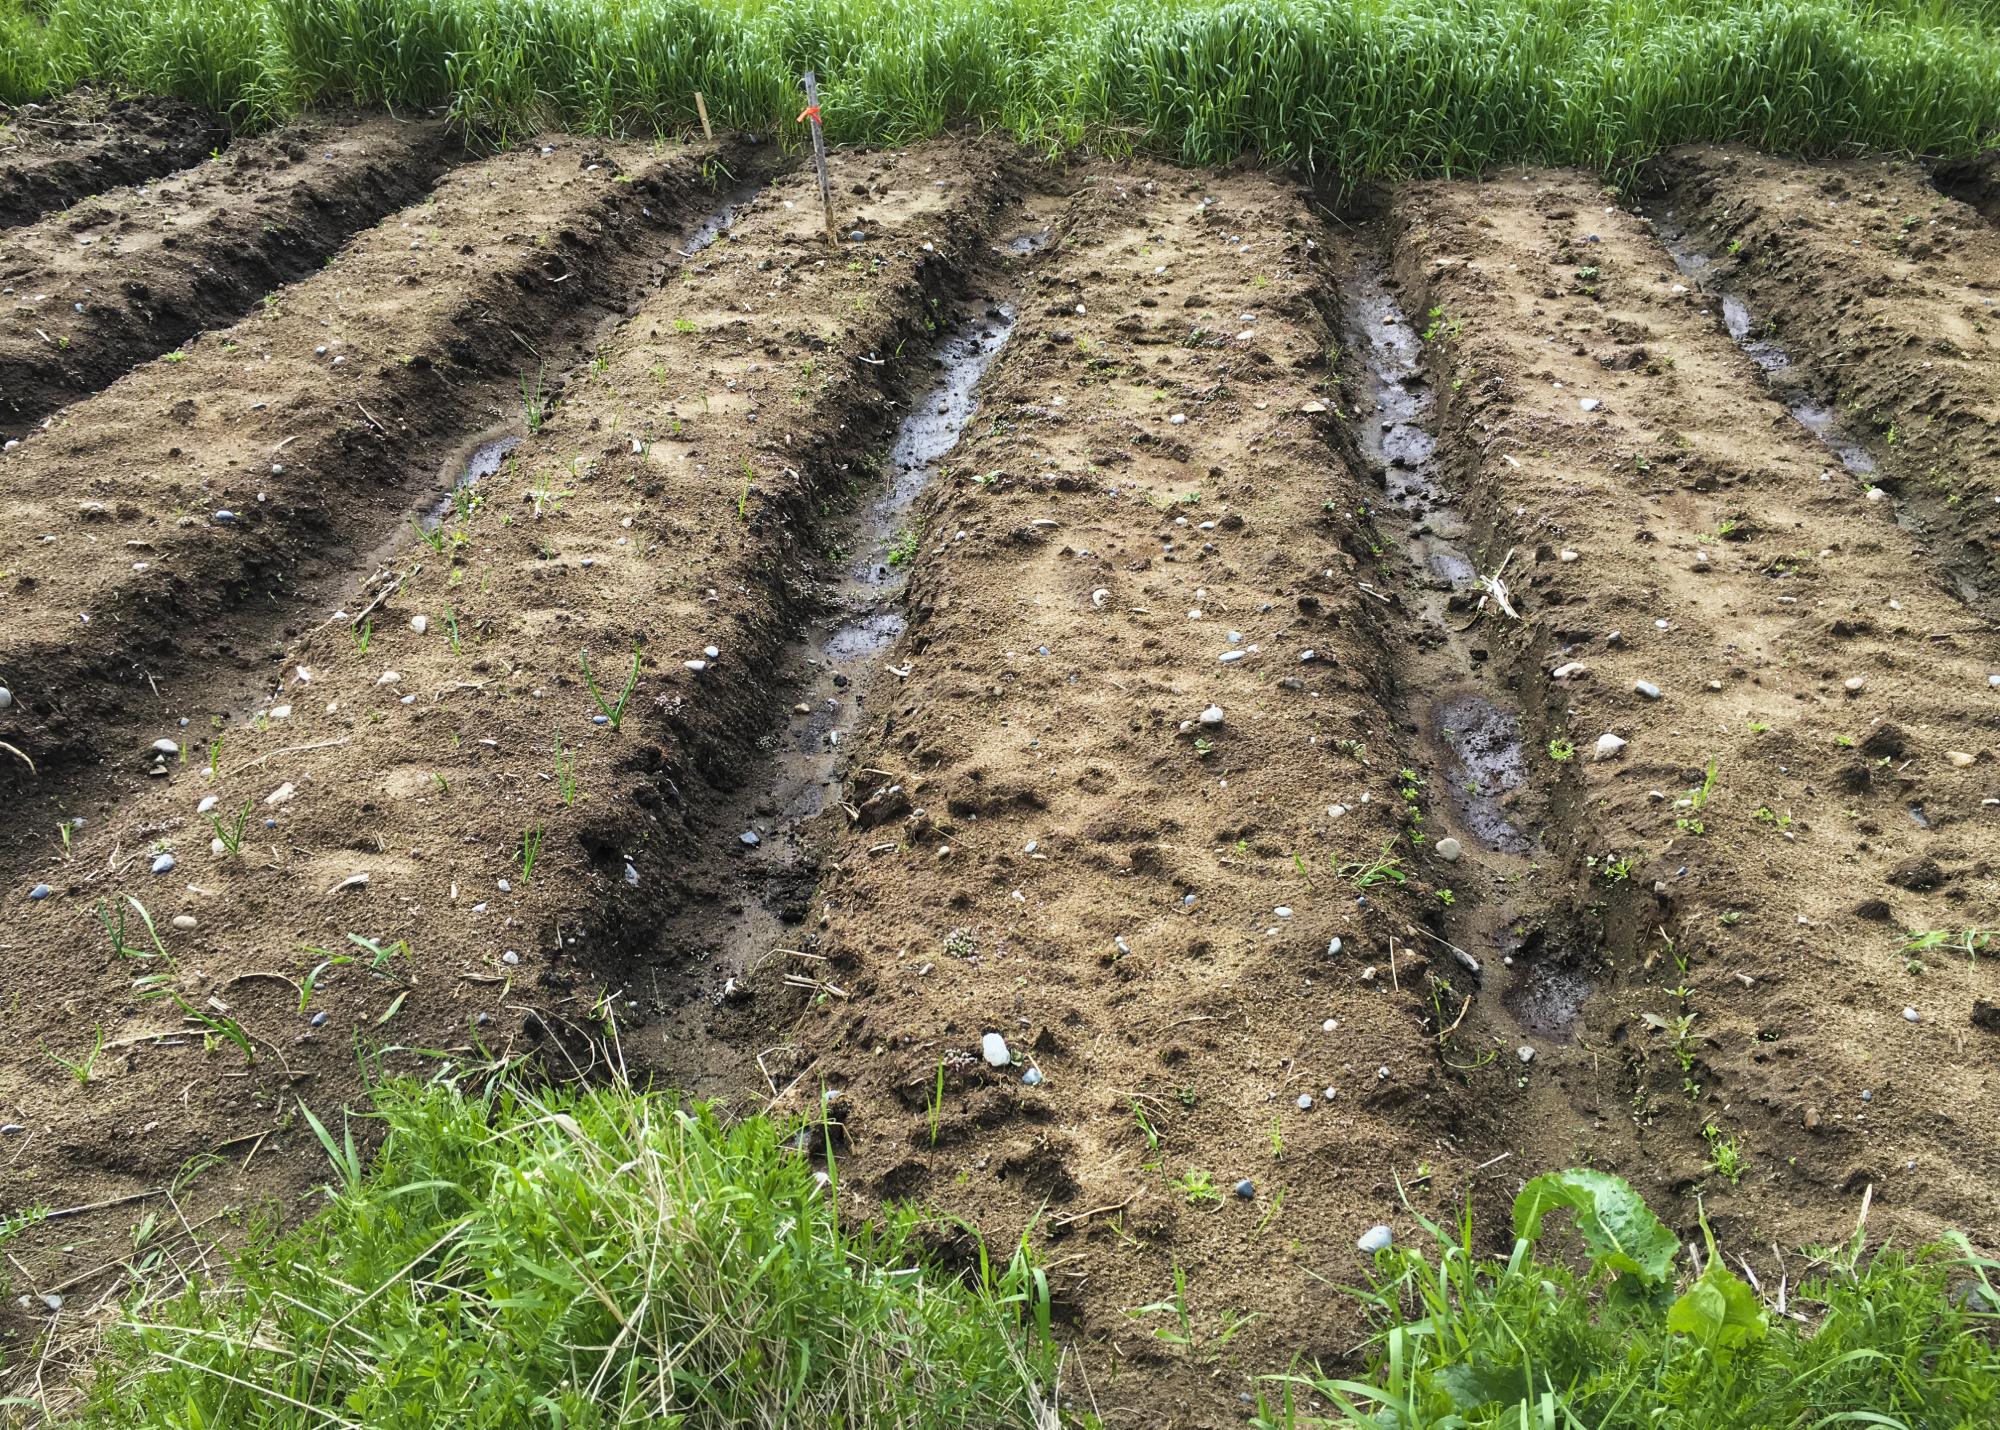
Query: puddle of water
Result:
<box><xmin>1341</xmin><ymin>257</ymin><xmax>1481</xmax><ymax>599</ymax></box>
<box><xmin>1504</xmin><ymin>957</ymin><xmax>1595</xmax><ymax>1040</ymax></box>
<box><xmin>1005</xmin><ymin>228</ymin><xmax>1052</xmax><ymax>255</ymax></box>
<box><xmin>1435</xmin><ymin>693</ymin><xmax>1532</xmax><ymax>854</ymax></box>
<box><xmin>679</xmin><ymin>181</ymin><xmax>763</xmax><ymax>258</ymax></box>
<box><xmin>854</xmin><ymin>309</ymin><xmax>1016</xmax><ymax>590</ymax></box>
<box><xmin>1654</xmin><ymin>214</ymin><xmax>1877</xmax><ymax>479</ymax></box>
<box><xmin>424</xmin><ymin>434</ymin><xmax>520</xmax><ymax>527</ymax></box>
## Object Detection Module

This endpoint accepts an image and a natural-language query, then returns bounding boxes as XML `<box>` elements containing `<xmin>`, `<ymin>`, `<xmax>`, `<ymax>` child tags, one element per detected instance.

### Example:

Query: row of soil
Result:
<box><xmin>708</xmin><ymin>158</ymin><xmax>2000</xmax><ymax>1419</ymax></box>
<box><xmin>0</xmin><ymin>140</ymin><xmax>1025</xmax><ymax>1404</ymax></box>
<box><xmin>736</xmin><ymin>164</ymin><xmax>1471</xmax><ymax>1420</ymax></box>
<box><xmin>0</xmin><ymin>135</ymin><xmax>744</xmax><ymax>850</ymax></box>
<box><xmin>1388</xmin><ymin>167</ymin><xmax>2000</xmax><ymax>1253</ymax></box>
<box><xmin>0</xmin><ymin>91</ymin><xmax>220</xmax><ymax>231</ymax></box>
<box><xmin>1</xmin><ymin>111</ymin><xmax>461</xmax><ymax>441</ymax></box>
<box><xmin>1646</xmin><ymin>145</ymin><xmax>2000</xmax><ymax>613</ymax></box>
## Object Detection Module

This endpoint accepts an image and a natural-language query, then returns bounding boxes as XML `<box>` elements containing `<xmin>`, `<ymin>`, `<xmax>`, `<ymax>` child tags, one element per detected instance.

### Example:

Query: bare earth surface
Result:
<box><xmin>0</xmin><ymin>109</ymin><xmax>1995</xmax><ymax>1423</ymax></box>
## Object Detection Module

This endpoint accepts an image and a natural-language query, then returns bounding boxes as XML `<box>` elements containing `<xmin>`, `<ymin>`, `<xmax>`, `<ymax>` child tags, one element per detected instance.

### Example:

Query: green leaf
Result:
<box><xmin>1512</xmin><ymin>1169</ymin><xmax>1677</xmax><ymax>1286</ymax></box>
<box><xmin>1669</xmin><ymin>1229</ymin><xmax>1768</xmax><ymax>1362</ymax></box>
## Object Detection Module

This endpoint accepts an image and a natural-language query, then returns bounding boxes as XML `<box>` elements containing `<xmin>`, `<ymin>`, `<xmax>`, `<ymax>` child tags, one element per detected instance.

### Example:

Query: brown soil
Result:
<box><xmin>0</xmin><ymin>91</ymin><xmax>219</xmax><ymax>232</ymax></box>
<box><xmin>0</xmin><ymin>135</ymin><xmax>741</xmax><ymax>833</ymax></box>
<box><xmin>1932</xmin><ymin>150</ymin><xmax>2000</xmax><ymax>226</ymax></box>
<box><xmin>1390</xmin><ymin>168</ymin><xmax>2000</xmax><ymax>1254</ymax></box>
<box><xmin>0</xmin><ymin>135</ymin><xmax>1025</xmax><ymax>1409</ymax></box>
<box><xmin>1</xmin><ymin>111</ymin><xmax>463</xmax><ymax>439</ymax></box>
<box><xmin>1648</xmin><ymin>145</ymin><xmax>2000</xmax><ymax>609</ymax></box>
<box><xmin>1</xmin><ymin>122</ymin><xmax>1998</xmax><ymax>1426</ymax></box>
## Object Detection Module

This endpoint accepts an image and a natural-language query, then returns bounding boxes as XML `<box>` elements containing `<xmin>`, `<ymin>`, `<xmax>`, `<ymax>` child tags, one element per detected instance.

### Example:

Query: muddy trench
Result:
<box><xmin>608</xmin><ymin>213</ymin><xmax>1046</xmax><ymax>1101</ymax></box>
<box><xmin>1638</xmin><ymin>198</ymin><xmax>1994</xmax><ymax>615</ymax></box>
<box><xmin>1320</xmin><ymin>220</ymin><xmax>1672</xmax><ymax>1209</ymax></box>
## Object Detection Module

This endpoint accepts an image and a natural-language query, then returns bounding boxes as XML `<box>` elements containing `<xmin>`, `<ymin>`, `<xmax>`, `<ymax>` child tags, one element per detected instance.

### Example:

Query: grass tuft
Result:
<box><xmin>71</xmin><ymin>1077</ymin><xmax>1060</xmax><ymax>1428</ymax></box>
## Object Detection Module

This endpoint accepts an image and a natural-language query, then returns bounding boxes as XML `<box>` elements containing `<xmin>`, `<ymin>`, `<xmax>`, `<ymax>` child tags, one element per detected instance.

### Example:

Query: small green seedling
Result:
<box><xmin>580</xmin><ymin>645</ymin><xmax>642</xmax><ymax>729</ymax></box>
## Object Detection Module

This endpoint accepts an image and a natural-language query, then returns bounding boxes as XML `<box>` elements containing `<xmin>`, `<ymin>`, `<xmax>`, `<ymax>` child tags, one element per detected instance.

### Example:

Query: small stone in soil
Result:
<box><xmin>1634</xmin><ymin>680</ymin><xmax>1661</xmax><ymax>700</ymax></box>
<box><xmin>981</xmin><ymin>1032</ymin><xmax>1011</xmax><ymax>1067</ymax></box>
<box><xmin>150</xmin><ymin>853</ymin><xmax>176</xmax><ymax>875</ymax></box>
<box><xmin>1234</xmin><ymin>1179</ymin><xmax>1255</xmax><ymax>1199</ymax></box>
<box><xmin>310</xmin><ymin>1011</ymin><xmax>328</xmax><ymax>1027</ymax></box>
<box><xmin>1357</xmin><ymin>1224</ymin><xmax>1393</xmax><ymax>1253</ymax></box>
<box><xmin>1198</xmin><ymin>704</ymin><xmax>1225</xmax><ymax>725</ymax></box>
<box><xmin>1594</xmin><ymin>732</ymin><xmax>1628</xmax><ymax>761</ymax></box>
<box><xmin>1296</xmin><ymin>1093</ymin><xmax>1314</xmax><ymax>1110</ymax></box>
<box><xmin>1022</xmin><ymin>1068</ymin><xmax>1043</xmax><ymax>1087</ymax></box>
<box><xmin>1517</xmin><ymin>1045</ymin><xmax>1536</xmax><ymax>1064</ymax></box>
<box><xmin>1435</xmin><ymin>837</ymin><xmax>1462</xmax><ymax>862</ymax></box>
<box><xmin>28</xmin><ymin>884</ymin><xmax>50</xmax><ymax>901</ymax></box>
<box><xmin>740</xmin><ymin>830</ymin><xmax>761</xmax><ymax>847</ymax></box>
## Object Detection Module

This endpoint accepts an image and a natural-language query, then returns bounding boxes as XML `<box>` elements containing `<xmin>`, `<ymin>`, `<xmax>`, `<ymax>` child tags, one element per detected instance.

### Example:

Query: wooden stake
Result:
<box><xmin>693</xmin><ymin>91</ymin><xmax>712</xmax><ymax>141</ymax></box>
<box><xmin>800</xmin><ymin>71</ymin><xmax>836</xmax><ymax>247</ymax></box>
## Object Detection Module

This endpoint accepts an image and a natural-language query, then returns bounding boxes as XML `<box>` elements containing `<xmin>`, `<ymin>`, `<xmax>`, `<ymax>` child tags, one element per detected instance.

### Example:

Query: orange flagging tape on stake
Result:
<box><xmin>800</xmin><ymin>71</ymin><xmax>836</xmax><ymax>246</ymax></box>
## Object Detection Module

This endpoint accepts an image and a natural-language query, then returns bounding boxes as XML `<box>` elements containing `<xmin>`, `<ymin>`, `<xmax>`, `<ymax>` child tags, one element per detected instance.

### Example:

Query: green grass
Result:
<box><xmin>68</xmin><ymin>1078</ymin><xmax>1059</xmax><ymax>1428</ymax></box>
<box><xmin>1256</xmin><ymin>1169</ymin><xmax>2000</xmax><ymax>1428</ymax></box>
<box><xmin>3</xmin><ymin>0</ymin><xmax>1999</xmax><ymax>188</ymax></box>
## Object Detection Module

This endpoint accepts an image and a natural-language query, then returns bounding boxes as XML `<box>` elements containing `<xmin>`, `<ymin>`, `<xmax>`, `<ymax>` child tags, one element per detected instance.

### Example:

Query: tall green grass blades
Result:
<box><xmin>78</xmin><ymin>1079</ymin><xmax>1060</xmax><ymax>1427</ymax></box>
<box><xmin>8</xmin><ymin>1</ymin><xmax>2000</xmax><ymax>193</ymax></box>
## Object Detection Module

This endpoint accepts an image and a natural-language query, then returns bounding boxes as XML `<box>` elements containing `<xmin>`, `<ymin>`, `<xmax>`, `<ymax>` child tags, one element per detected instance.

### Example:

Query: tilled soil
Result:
<box><xmin>0</xmin><ymin>134</ymin><xmax>1023</xmax><ymax>1405</ymax></box>
<box><xmin>1</xmin><ymin>111</ymin><xmax>463</xmax><ymax>439</ymax></box>
<box><xmin>0</xmin><ymin>135</ymin><xmax>739</xmax><ymax>834</ymax></box>
<box><xmin>1391</xmin><ymin>169</ymin><xmax>2000</xmax><ymax>1252</ymax></box>
<box><xmin>0</xmin><ymin>91</ymin><xmax>219</xmax><ymax>232</ymax></box>
<box><xmin>1</xmin><ymin>121</ymin><xmax>1997</xmax><ymax>1424</ymax></box>
<box><xmin>1648</xmin><ymin>145</ymin><xmax>2000</xmax><ymax>609</ymax></box>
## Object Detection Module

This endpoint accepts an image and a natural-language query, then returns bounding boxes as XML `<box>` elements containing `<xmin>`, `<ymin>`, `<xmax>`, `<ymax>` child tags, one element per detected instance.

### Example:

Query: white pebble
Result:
<box><xmin>981</xmin><ymin>1032</ymin><xmax>1012</xmax><ymax>1067</ymax></box>
<box><xmin>1356</xmin><ymin>1224</ymin><xmax>1393</xmax><ymax>1253</ymax></box>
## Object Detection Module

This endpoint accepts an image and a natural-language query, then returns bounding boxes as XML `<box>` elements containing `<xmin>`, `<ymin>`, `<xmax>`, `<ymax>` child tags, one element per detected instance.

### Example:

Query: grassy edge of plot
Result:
<box><xmin>63</xmin><ymin>1078</ymin><xmax>1063</xmax><ymax>1429</ymax></box>
<box><xmin>2</xmin><ymin>0</ymin><xmax>2000</xmax><ymax>188</ymax></box>
<box><xmin>37</xmin><ymin>1075</ymin><xmax>2000</xmax><ymax>1428</ymax></box>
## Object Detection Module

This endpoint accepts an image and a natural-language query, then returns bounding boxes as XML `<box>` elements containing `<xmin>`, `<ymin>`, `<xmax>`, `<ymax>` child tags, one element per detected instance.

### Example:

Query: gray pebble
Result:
<box><xmin>0</xmin><ymin>686</ymin><xmax>11</xmax><ymax>711</ymax></box>
<box><xmin>309</xmin><ymin>1011</ymin><xmax>328</xmax><ymax>1027</ymax></box>
<box><xmin>1435</xmin><ymin>837</ymin><xmax>1462</xmax><ymax>863</ymax></box>
<box><xmin>1517</xmin><ymin>1045</ymin><xmax>1536</xmax><ymax>1064</ymax></box>
<box><xmin>1022</xmin><ymin>1068</ymin><xmax>1043</xmax><ymax>1086</ymax></box>
<box><xmin>212</xmin><ymin>510</ymin><xmax>236</xmax><ymax>523</ymax></box>
<box><xmin>740</xmin><ymin>830</ymin><xmax>761</xmax><ymax>847</ymax></box>
<box><xmin>28</xmin><ymin>884</ymin><xmax>50</xmax><ymax>901</ymax></box>
<box><xmin>150</xmin><ymin>853</ymin><xmax>175</xmax><ymax>875</ymax></box>
<box><xmin>1634</xmin><ymin>680</ymin><xmax>1661</xmax><ymax>701</ymax></box>
<box><xmin>1234</xmin><ymin>1179</ymin><xmax>1255</xmax><ymax>1199</ymax></box>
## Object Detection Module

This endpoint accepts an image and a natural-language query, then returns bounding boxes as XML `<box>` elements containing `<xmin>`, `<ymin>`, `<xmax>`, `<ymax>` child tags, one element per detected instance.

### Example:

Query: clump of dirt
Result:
<box><xmin>0</xmin><ymin>90</ymin><xmax>220</xmax><ymax>229</ymax></box>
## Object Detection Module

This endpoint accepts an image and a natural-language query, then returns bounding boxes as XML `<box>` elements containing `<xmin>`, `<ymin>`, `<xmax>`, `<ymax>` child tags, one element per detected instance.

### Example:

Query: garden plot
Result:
<box><xmin>1648</xmin><ymin>147</ymin><xmax>2000</xmax><ymax>609</ymax></box>
<box><xmin>0</xmin><ymin>137</ymin><xmax>733</xmax><ymax>839</ymax></box>
<box><xmin>0</xmin><ymin>139</ymin><xmax>1021</xmax><ymax>1389</ymax></box>
<box><xmin>1</xmin><ymin>111</ymin><xmax>461</xmax><ymax>437</ymax></box>
<box><xmin>1391</xmin><ymin>169</ymin><xmax>2000</xmax><ymax>1251</ymax></box>
<box><xmin>751</xmin><ymin>163</ymin><xmax>1485</xmax><ymax>1417</ymax></box>
<box><xmin>0</xmin><ymin>90</ymin><xmax>218</xmax><ymax>231</ymax></box>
